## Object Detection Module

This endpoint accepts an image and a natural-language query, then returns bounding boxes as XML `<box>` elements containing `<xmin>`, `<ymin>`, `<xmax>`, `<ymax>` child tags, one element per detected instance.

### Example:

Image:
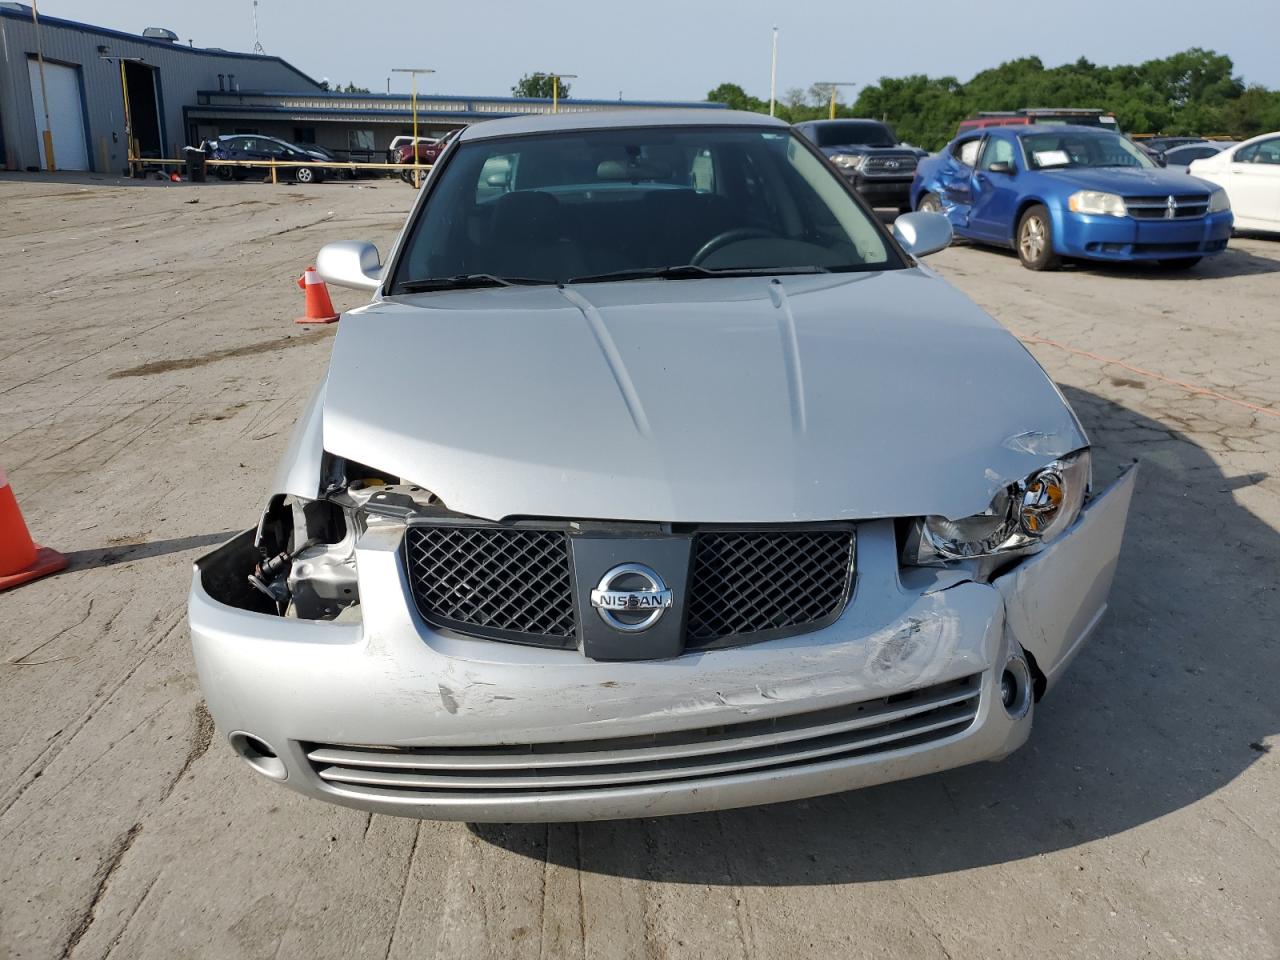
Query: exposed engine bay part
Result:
<box><xmin>247</xmin><ymin>492</ymin><xmax>363</xmax><ymax>621</ymax></box>
<box><xmin>235</xmin><ymin>470</ymin><xmax>443</xmax><ymax>621</ymax></box>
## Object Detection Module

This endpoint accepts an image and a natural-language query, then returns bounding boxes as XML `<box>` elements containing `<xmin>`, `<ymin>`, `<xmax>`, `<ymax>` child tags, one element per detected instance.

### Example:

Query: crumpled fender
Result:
<box><xmin>993</xmin><ymin>465</ymin><xmax>1138</xmax><ymax>691</ymax></box>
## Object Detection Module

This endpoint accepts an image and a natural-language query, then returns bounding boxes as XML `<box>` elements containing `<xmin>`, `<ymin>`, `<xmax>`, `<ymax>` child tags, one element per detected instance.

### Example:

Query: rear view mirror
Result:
<box><xmin>987</xmin><ymin>161</ymin><xmax>1015</xmax><ymax>174</ymax></box>
<box><xmin>892</xmin><ymin>211</ymin><xmax>952</xmax><ymax>258</ymax></box>
<box><xmin>316</xmin><ymin>241</ymin><xmax>382</xmax><ymax>291</ymax></box>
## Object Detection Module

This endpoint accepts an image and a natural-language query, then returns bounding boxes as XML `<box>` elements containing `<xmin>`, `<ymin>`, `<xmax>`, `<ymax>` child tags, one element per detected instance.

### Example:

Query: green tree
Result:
<box><xmin>513</xmin><ymin>73</ymin><xmax>572</xmax><ymax>99</ymax></box>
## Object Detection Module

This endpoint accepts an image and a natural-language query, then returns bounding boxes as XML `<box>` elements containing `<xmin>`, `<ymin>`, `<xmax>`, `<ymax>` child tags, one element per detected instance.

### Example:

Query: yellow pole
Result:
<box><xmin>412</xmin><ymin>72</ymin><xmax>420</xmax><ymax>188</ymax></box>
<box><xmin>31</xmin><ymin>0</ymin><xmax>56</xmax><ymax>170</ymax></box>
<box><xmin>552</xmin><ymin>75</ymin><xmax>559</xmax><ymax>114</ymax></box>
<box><xmin>271</xmin><ymin>157</ymin><xmax>278</xmax><ymax>184</ymax></box>
<box><xmin>829</xmin><ymin>87</ymin><xmax>837</xmax><ymax>120</ymax></box>
<box><xmin>118</xmin><ymin>59</ymin><xmax>135</xmax><ymax>174</ymax></box>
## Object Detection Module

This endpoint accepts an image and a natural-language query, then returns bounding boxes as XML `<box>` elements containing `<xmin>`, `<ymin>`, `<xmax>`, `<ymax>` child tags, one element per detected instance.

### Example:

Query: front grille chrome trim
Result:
<box><xmin>304</xmin><ymin>675</ymin><xmax>981</xmax><ymax>796</ymax></box>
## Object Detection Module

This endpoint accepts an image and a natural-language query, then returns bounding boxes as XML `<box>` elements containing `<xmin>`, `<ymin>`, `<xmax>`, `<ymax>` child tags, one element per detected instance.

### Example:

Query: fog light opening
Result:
<box><xmin>1000</xmin><ymin>657</ymin><xmax>1033</xmax><ymax>720</ymax></box>
<box><xmin>229</xmin><ymin>732</ymin><xmax>288</xmax><ymax>781</ymax></box>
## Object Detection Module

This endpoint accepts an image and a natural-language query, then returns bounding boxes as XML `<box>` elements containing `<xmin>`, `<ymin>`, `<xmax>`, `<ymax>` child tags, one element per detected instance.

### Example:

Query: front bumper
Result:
<box><xmin>1057</xmin><ymin>210</ymin><xmax>1233</xmax><ymax>260</ymax></box>
<box><xmin>189</xmin><ymin>469</ymin><xmax>1135</xmax><ymax>822</ymax></box>
<box><xmin>845</xmin><ymin>173</ymin><xmax>915</xmax><ymax>208</ymax></box>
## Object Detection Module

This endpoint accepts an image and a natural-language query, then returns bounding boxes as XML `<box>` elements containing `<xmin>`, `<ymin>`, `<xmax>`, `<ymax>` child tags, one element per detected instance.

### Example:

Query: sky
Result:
<box><xmin>34</xmin><ymin>0</ymin><xmax>1280</xmax><ymax>101</ymax></box>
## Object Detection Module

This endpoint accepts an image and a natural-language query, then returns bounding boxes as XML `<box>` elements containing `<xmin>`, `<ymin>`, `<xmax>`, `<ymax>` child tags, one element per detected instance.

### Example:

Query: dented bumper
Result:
<box><xmin>189</xmin><ymin>468</ymin><xmax>1135</xmax><ymax>822</ymax></box>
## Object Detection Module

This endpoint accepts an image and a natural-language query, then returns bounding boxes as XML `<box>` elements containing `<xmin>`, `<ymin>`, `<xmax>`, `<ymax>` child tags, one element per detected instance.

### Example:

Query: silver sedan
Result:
<box><xmin>189</xmin><ymin>110</ymin><xmax>1135</xmax><ymax>822</ymax></box>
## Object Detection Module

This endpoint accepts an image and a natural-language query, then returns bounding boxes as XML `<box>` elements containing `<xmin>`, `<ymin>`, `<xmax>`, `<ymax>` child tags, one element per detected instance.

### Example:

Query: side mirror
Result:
<box><xmin>987</xmin><ymin>161</ymin><xmax>1015</xmax><ymax>175</ymax></box>
<box><xmin>892</xmin><ymin>211</ymin><xmax>952</xmax><ymax>259</ymax></box>
<box><xmin>316</xmin><ymin>241</ymin><xmax>382</xmax><ymax>291</ymax></box>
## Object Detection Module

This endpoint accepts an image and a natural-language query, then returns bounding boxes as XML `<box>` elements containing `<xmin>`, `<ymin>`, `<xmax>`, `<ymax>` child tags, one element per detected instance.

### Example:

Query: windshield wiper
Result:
<box><xmin>567</xmin><ymin>264</ymin><xmax>830</xmax><ymax>284</ymax></box>
<box><xmin>399</xmin><ymin>273</ymin><xmax>552</xmax><ymax>292</ymax></box>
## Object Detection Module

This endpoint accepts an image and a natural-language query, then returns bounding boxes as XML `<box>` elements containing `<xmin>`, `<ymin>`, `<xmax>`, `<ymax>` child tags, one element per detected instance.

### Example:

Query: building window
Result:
<box><xmin>348</xmin><ymin>129</ymin><xmax>375</xmax><ymax>151</ymax></box>
<box><xmin>293</xmin><ymin>126</ymin><xmax>316</xmax><ymax>144</ymax></box>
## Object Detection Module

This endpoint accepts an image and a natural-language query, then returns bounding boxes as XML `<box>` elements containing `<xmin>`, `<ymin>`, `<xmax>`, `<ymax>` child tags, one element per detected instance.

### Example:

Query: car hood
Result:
<box><xmin>1035</xmin><ymin>165</ymin><xmax>1215</xmax><ymax>195</ymax></box>
<box><xmin>320</xmin><ymin>271</ymin><xmax>1086</xmax><ymax>523</ymax></box>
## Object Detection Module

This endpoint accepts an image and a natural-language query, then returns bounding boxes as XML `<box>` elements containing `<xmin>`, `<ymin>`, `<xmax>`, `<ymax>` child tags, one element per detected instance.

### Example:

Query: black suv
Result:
<box><xmin>793</xmin><ymin>119</ymin><xmax>925</xmax><ymax>211</ymax></box>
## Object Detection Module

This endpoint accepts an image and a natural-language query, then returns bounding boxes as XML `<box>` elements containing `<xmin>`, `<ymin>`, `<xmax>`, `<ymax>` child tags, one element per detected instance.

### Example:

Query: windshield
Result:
<box><xmin>810</xmin><ymin>121</ymin><xmax>896</xmax><ymax>148</ymax></box>
<box><xmin>390</xmin><ymin>127</ymin><xmax>899</xmax><ymax>290</ymax></box>
<box><xmin>1020</xmin><ymin>130</ymin><xmax>1154</xmax><ymax>170</ymax></box>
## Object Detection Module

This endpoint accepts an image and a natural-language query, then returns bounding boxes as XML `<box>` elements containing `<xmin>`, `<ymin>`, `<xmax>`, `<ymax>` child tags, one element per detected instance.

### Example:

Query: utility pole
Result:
<box><xmin>251</xmin><ymin>0</ymin><xmax>264</xmax><ymax>53</ymax></box>
<box><xmin>392</xmin><ymin>68</ymin><xmax>435</xmax><ymax>188</ymax></box>
<box><xmin>815</xmin><ymin>81</ymin><xmax>857</xmax><ymax>120</ymax></box>
<box><xmin>769</xmin><ymin>26</ymin><xmax>778</xmax><ymax>118</ymax></box>
<box><xmin>533</xmin><ymin>73</ymin><xmax>578</xmax><ymax>113</ymax></box>
<box><xmin>30</xmin><ymin>1</ymin><xmax>56</xmax><ymax>170</ymax></box>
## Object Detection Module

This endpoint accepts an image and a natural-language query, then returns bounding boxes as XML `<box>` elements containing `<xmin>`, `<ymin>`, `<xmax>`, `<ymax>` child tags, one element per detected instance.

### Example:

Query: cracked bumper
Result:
<box><xmin>189</xmin><ymin>470</ymin><xmax>1135</xmax><ymax>822</ymax></box>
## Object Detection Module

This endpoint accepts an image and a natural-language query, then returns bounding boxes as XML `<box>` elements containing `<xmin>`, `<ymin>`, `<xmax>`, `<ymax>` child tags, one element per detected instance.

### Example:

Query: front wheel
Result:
<box><xmin>917</xmin><ymin>192</ymin><xmax>942</xmax><ymax>214</ymax></box>
<box><xmin>1155</xmin><ymin>257</ymin><xmax>1201</xmax><ymax>271</ymax></box>
<box><xmin>1016</xmin><ymin>204</ymin><xmax>1060</xmax><ymax>271</ymax></box>
<box><xmin>294</xmin><ymin>166</ymin><xmax>315</xmax><ymax>184</ymax></box>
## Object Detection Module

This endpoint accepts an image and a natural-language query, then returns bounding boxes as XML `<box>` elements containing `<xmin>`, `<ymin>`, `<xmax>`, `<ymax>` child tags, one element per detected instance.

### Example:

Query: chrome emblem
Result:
<box><xmin>590</xmin><ymin>563</ymin><xmax>673</xmax><ymax>633</ymax></box>
<box><xmin>884</xmin><ymin>159</ymin><xmax>900</xmax><ymax>169</ymax></box>
<box><xmin>1165</xmin><ymin>195</ymin><xmax>1177</xmax><ymax>219</ymax></box>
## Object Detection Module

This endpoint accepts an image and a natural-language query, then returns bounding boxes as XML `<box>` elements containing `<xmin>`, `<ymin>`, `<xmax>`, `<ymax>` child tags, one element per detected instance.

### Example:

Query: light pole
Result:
<box><xmin>769</xmin><ymin>26</ymin><xmax>778</xmax><ymax>118</ymax></box>
<box><xmin>30</xmin><ymin>0</ymin><xmax>56</xmax><ymax>170</ymax></box>
<box><xmin>392</xmin><ymin>67</ymin><xmax>435</xmax><ymax>187</ymax></box>
<box><xmin>100</xmin><ymin>53</ymin><xmax>145</xmax><ymax>174</ymax></box>
<box><xmin>533</xmin><ymin>73</ymin><xmax>577</xmax><ymax>113</ymax></box>
<box><xmin>815</xmin><ymin>81</ymin><xmax>857</xmax><ymax>120</ymax></box>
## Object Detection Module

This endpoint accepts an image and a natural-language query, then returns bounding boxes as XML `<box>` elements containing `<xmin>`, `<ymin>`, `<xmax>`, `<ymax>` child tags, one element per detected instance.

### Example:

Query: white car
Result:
<box><xmin>1189</xmin><ymin>132</ymin><xmax>1280</xmax><ymax>232</ymax></box>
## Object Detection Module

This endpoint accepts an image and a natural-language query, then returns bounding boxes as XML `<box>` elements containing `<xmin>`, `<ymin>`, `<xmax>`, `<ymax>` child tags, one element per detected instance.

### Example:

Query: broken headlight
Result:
<box><xmin>905</xmin><ymin>450</ymin><xmax>1091</xmax><ymax>564</ymax></box>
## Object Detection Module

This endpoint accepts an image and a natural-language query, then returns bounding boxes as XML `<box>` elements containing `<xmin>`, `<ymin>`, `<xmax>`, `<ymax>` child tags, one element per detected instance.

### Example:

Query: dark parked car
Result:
<box><xmin>1161</xmin><ymin>142</ymin><xmax>1231</xmax><ymax>168</ymax></box>
<box><xmin>793</xmin><ymin>119</ymin><xmax>924</xmax><ymax>211</ymax></box>
<box><xmin>209</xmin><ymin>135</ymin><xmax>330</xmax><ymax>183</ymax></box>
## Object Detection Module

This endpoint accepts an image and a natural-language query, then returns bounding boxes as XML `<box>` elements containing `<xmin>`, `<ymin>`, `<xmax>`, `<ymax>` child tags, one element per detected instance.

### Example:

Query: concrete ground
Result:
<box><xmin>0</xmin><ymin>174</ymin><xmax>1277</xmax><ymax>960</ymax></box>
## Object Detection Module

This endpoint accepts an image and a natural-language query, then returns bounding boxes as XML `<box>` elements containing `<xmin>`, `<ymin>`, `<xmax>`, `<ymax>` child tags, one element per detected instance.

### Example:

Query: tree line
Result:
<box><xmin>708</xmin><ymin>49</ymin><xmax>1280</xmax><ymax>150</ymax></box>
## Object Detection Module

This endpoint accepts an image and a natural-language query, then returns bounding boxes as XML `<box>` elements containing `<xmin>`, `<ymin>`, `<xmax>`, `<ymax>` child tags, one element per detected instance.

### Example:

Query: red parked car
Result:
<box><xmin>394</xmin><ymin>128</ymin><xmax>462</xmax><ymax>184</ymax></box>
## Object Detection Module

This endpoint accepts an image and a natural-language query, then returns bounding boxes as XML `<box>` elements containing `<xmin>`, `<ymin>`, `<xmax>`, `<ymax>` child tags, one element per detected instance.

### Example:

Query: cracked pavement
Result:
<box><xmin>0</xmin><ymin>175</ymin><xmax>1276</xmax><ymax>959</ymax></box>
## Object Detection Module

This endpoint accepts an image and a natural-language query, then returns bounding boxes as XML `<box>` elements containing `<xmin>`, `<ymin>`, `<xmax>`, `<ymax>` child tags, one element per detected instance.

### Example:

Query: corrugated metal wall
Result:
<box><xmin>0</xmin><ymin>8</ymin><xmax>318</xmax><ymax>173</ymax></box>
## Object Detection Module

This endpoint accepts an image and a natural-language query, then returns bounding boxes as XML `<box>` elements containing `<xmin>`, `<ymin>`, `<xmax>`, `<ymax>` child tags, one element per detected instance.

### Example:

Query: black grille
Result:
<box><xmin>1124</xmin><ymin>194</ymin><xmax>1209</xmax><ymax>220</ymax></box>
<box><xmin>405</xmin><ymin>526</ymin><xmax>575</xmax><ymax>642</ymax></box>
<box><xmin>686</xmin><ymin>530</ymin><xmax>855</xmax><ymax>646</ymax></box>
<box><xmin>862</xmin><ymin>155</ymin><xmax>918</xmax><ymax>176</ymax></box>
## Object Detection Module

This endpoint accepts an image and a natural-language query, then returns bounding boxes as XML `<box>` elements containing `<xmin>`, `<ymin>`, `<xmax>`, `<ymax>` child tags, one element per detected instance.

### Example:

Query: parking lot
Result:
<box><xmin>1</xmin><ymin>174</ymin><xmax>1277</xmax><ymax>959</ymax></box>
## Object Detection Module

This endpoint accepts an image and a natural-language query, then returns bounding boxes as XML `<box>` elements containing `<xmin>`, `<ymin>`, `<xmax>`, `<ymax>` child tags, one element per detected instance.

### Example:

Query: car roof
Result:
<box><xmin>459</xmin><ymin>109</ymin><xmax>787</xmax><ymax>142</ymax></box>
<box><xmin>799</xmin><ymin>118</ymin><xmax>886</xmax><ymax>126</ymax></box>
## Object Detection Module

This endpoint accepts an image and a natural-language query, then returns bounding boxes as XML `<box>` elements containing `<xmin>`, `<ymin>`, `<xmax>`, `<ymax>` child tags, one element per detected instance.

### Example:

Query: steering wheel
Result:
<box><xmin>690</xmin><ymin>228</ymin><xmax>779</xmax><ymax>266</ymax></box>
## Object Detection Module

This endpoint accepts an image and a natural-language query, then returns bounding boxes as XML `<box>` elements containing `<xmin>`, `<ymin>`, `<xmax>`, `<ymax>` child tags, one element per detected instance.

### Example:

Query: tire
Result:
<box><xmin>215</xmin><ymin>165</ymin><xmax>233</xmax><ymax>181</ymax></box>
<box><xmin>1016</xmin><ymin>204</ymin><xmax>1060</xmax><ymax>271</ymax></box>
<box><xmin>917</xmin><ymin>192</ymin><xmax>942</xmax><ymax>214</ymax></box>
<box><xmin>1155</xmin><ymin>257</ymin><xmax>1201</xmax><ymax>271</ymax></box>
<box><xmin>295</xmin><ymin>166</ymin><xmax>315</xmax><ymax>184</ymax></box>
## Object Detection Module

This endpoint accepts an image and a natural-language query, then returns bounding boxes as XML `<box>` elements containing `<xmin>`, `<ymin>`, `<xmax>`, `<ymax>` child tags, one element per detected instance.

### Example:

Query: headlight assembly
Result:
<box><xmin>830</xmin><ymin>153</ymin><xmax>864</xmax><ymax>171</ymax></box>
<box><xmin>1207</xmin><ymin>189</ymin><xmax>1231</xmax><ymax>213</ymax></box>
<box><xmin>1067</xmin><ymin>190</ymin><xmax>1126</xmax><ymax>217</ymax></box>
<box><xmin>905</xmin><ymin>450</ymin><xmax>1092</xmax><ymax>564</ymax></box>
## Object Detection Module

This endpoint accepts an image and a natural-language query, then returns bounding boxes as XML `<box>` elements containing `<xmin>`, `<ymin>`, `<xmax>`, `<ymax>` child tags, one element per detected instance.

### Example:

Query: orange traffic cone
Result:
<box><xmin>169</xmin><ymin>171</ymin><xmax>182</xmax><ymax>182</ymax></box>
<box><xmin>295</xmin><ymin>266</ymin><xmax>339</xmax><ymax>324</ymax></box>
<box><xmin>0</xmin><ymin>467</ymin><xmax>67</xmax><ymax>591</ymax></box>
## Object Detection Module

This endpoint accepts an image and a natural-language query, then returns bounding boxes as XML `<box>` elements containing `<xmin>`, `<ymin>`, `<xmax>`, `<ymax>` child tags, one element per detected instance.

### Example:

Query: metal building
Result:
<box><xmin>0</xmin><ymin>3</ymin><xmax>321</xmax><ymax>174</ymax></box>
<box><xmin>186</xmin><ymin>91</ymin><xmax>729</xmax><ymax>161</ymax></box>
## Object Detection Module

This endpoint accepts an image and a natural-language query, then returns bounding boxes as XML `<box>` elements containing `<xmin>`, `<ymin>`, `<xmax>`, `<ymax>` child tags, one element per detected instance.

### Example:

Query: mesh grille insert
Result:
<box><xmin>405</xmin><ymin>526</ymin><xmax>575</xmax><ymax>639</ymax></box>
<box><xmin>687</xmin><ymin>530</ymin><xmax>854</xmax><ymax>643</ymax></box>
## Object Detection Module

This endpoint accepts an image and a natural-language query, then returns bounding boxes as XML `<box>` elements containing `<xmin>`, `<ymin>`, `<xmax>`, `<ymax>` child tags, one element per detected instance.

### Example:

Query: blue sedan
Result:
<box><xmin>911</xmin><ymin>125</ymin><xmax>1233</xmax><ymax>270</ymax></box>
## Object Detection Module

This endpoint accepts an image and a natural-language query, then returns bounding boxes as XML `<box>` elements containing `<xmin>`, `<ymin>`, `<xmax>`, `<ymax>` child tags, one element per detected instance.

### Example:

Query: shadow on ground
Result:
<box><xmin>472</xmin><ymin>387</ymin><xmax>1279</xmax><ymax>883</ymax></box>
<box><xmin>61</xmin><ymin>531</ymin><xmax>238</xmax><ymax>570</ymax></box>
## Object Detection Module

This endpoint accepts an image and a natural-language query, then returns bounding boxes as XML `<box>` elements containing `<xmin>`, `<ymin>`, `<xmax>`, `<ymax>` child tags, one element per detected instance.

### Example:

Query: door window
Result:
<box><xmin>1235</xmin><ymin>138</ymin><xmax>1280</xmax><ymax>164</ymax></box>
<box><xmin>977</xmin><ymin>137</ymin><xmax>1015</xmax><ymax>171</ymax></box>
<box><xmin>952</xmin><ymin>138</ymin><xmax>981</xmax><ymax>167</ymax></box>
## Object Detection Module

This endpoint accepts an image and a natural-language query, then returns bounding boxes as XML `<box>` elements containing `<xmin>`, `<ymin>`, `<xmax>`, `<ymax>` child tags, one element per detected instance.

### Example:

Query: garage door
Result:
<box><xmin>27</xmin><ymin>58</ymin><xmax>88</xmax><ymax>171</ymax></box>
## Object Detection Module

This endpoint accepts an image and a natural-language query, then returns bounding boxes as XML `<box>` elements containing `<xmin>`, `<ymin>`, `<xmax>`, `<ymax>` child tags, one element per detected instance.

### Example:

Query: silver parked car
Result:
<box><xmin>189</xmin><ymin>110</ymin><xmax>1136</xmax><ymax>822</ymax></box>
